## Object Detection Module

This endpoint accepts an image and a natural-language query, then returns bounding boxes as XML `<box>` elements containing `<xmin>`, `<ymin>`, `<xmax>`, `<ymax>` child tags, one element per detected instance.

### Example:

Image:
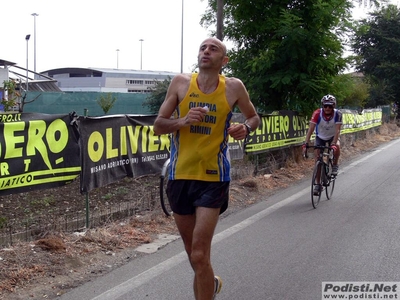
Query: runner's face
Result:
<box><xmin>197</xmin><ymin>39</ymin><xmax>228</xmax><ymax>69</ymax></box>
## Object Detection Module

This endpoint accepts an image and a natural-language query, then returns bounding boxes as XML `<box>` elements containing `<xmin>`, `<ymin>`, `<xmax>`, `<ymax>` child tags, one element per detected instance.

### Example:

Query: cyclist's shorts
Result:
<box><xmin>315</xmin><ymin>136</ymin><xmax>333</xmax><ymax>146</ymax></box>
<box><xmin>166</xmin><ymin>180</ymin><xmax>229</xmax><ymax>215</ymax></box>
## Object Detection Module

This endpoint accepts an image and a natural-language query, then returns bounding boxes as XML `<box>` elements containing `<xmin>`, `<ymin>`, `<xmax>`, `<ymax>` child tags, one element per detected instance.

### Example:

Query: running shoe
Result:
<box><xmin>213</xmin><ymin>276</ymin><xmax>223</xmax><ymax>299</ymax></box>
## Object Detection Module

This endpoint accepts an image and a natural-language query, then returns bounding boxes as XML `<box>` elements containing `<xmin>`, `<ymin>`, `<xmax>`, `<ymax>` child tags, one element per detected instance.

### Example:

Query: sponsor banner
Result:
<box><xmin>245</xmin><ymin>110</ymin><xmax>308</xmax><ymax>154</ymax></box>
<box><xmin>341</xmin><ymin>108</ymin><xmax>382</xmax><ymax>134</ymax></box>
<box><xmin>78</xmin><ymin>114</ymin><xmax>168</xmax><ymax>193</ymax></box>
<box><xmin>78</xmin><ymin>113</ymin><xmax>246</xmax><ymax>193</ymax></box>
<box><xmin>322</xmin><ymin>281</ymin><xmax>399</xmax><ymax>299</ymax></box>
<box><xmin>0</xmin><ymin>108</ymin><xmax>383</xmax><ymax>195</ymax></box>
<box><xmin>244</xmin><ymin>109</ymin><xmax>382</xmax><ymax>154</ymax></box>
<box><xmin>0</xmin><ymin>112</ymin><xmax>81</xmax><ymax>195</ymax></box>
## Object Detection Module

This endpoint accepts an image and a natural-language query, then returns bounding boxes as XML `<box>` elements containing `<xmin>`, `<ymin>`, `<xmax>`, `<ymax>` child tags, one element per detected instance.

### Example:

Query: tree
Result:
<box><xmin>1</xmin><ymin>79</ymin><xmax>21</xmax><ymax>112</ymax></box>
<box><xmin>142</xmin><ymin>77</ymin><xmax>173</xmax><ymax>114</ymax></box>
<box><xmin>330</xmin><ymin>73</ymin><xmax>370</xmax><ymax>109</ymax></box>
<box><xmin>353</xmin><ymin>0</ymin><xmax>389</xmax><ymax>10</ymax></box>
<box><xmin>201</xmin><ymin>0</ymin><xmax>353</xmax><ymax>115</ymax></box>
<box><xmin>352</xmin><ymin>4</ymin><xmax>400</xmax><ymax>107</ymax></box>
<box><xmin>96</xmin><ymin>93</ymin><xmax>117</xmax><ymax>114</ymax></box>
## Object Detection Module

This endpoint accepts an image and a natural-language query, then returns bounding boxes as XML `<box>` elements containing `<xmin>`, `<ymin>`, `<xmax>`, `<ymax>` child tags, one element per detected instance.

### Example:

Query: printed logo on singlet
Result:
<box><xmin>188</xmin><ymin>101</ymin><xmax>217</xmax><ymax>136</ymax></box>
<box><xmin>189</xmin><ymin>92</ymin><xmax>200</xmax><ymax>98</ymax></box>
<box><xmin>206</xmin><ymin>170</ymin><xmax>218</xmax><ymax>175</ymax></box>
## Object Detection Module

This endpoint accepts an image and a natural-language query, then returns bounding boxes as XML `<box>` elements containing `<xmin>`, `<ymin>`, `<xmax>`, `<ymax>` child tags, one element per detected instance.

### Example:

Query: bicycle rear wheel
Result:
<box><xmin>311</xmin><ymin>161</ymin><xmax>322</xmax><ymax>209</ymax></box>
<box><xmin>159</xmin><ymin>159</ymin><xmax>172</xmax><ymax>217</ymax></box>
<box><xmin>325</xmin><ymin>161</ymin><xmax>336</xmax><ymax>200</ymax></box>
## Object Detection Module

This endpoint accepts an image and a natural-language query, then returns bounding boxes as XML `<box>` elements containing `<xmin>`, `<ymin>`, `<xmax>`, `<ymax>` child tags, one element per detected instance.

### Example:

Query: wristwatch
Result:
<box><xmin>244</xmin><ymin>123</ymin><xmax>252</xmax><ymax>134</ymax></box>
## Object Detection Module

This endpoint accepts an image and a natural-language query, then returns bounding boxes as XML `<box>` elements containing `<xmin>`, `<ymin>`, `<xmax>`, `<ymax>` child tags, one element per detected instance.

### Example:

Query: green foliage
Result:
<box><xmin>0</xmin><ymin>216</ymin><xmax>7</xmax><ymax>229</ymax></box>
<box><xmin>202</xmin><ymin>0</ymin><xmax>353</xmax><ymax>116</ymax></box>
<box><xmin>366</xmin><ymin>76</ymin><xmax>395</xmax><ymax>108</ymax></box>
<box><xmin>329</xmin><ymin>73</ymin><xmax>370</xmax><ymax>109</ymax></box>
<box><xmin>343</xmin><ymin>81</ymin><xmax>370</xmax><ymax>109</ymax></box>
<box><xmin>102</xmin><ymin>193</ymin><xmax>113</xmax><ymax>200</ymax></box>
<box><xmin>30</xmin><ymin>196</ymin><xmax>56</xmax><ymax>208</ymax></box>
<box><xmin>1</xmin><ymin>79</ymin><xmax>21</xmax><ymax>111</ymax></box>
<box><xmin>142</xmin><ymin>77</ymin><xmax>173</xmax><ymax>114</ymax></box>
<box><xmin>96</xmin><ymin>93</ymin><xmax>117</xmax><ymax>114</ymax></box>
<box><xmin>352</xmin><ymin>4</ymin><xmax>400</xmax><ymax>107</ymax></box>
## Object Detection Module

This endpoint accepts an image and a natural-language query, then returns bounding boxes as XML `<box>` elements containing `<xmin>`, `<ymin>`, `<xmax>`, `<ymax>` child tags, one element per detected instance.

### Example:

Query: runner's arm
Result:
<box><xmin>153</xmin><ymin>75</ymin><xmax>208</xmax><ymax>135</ymax></box>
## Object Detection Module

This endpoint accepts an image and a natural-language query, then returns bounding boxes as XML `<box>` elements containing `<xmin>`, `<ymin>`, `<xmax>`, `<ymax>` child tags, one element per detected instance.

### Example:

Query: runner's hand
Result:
<box><xmin>227</xmin><ymin>123</ymin><xmax>248</xmax><ymax>140</ymax></box>
<box><xmin>183</xmin><ymin>107</ymin><xmax>209</xmax><ymax>125</ymax></box>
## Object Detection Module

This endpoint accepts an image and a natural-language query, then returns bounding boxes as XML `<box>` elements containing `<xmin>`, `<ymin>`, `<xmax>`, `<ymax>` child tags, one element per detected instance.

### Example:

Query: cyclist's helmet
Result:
<box><xmin>321</xmin><ymin>94</ymin><xmax>336</xmax><ymax>107</ymax></box>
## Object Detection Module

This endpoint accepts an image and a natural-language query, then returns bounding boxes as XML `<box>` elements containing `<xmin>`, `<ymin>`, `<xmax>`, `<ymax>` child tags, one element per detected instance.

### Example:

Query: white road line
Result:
<box><xmin>341</xmin><ymin>137</ymin><xmax>400</xmax><ymax>173</ymax></box>
<box><xmin>92</xmin><ymin>190</ymin><xmax>308</xmax><ymax>300</ymax></box>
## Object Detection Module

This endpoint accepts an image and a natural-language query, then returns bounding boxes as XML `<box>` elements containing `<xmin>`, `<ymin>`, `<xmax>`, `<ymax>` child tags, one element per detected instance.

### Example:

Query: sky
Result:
<box><xmin>1</xmin><ymin>0</ymin><xmax>212</xmax><ymax>74</ymax></box>
<box><xmin>1</xmin><ymin>0</ymin><xmax>399</xmax><ymax>75</ymax></box>
<box><xmin>352</xmin><ymin>0</ymin><xmax>400</xmax><ymax>18</ymax></box>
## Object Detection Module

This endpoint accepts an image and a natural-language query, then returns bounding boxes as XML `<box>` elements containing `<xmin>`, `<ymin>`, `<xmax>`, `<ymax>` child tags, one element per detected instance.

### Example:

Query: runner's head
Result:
<box><xmin>198</xmin><ymin>37</ymin><xmax>229</xmax><ymax>71</ymax></box>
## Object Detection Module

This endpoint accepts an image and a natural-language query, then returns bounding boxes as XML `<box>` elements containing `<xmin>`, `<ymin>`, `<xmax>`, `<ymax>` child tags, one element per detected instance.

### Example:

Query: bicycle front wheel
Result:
<box><xmin>311</xmin><ymin>161</ymin><xmax>323</xmax><ymax>209</ymax></box>
<box><xmin>159</xmin><ymin>159</ymin><xmax>172</xmax><ymax>217</ymax></box>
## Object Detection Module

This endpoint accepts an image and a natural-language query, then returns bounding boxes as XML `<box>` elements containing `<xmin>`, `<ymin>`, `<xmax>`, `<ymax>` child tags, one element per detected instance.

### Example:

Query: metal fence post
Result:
<box><xmin>84</xmin><ymin>108</ymin><xmax>90</xmax><ymax>229</ymax></box>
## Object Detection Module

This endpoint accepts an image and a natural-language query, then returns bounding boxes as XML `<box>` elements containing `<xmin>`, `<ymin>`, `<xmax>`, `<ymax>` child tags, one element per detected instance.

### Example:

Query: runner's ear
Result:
<box><xmin>222</xmin><ymin>56</ymin><xmax>229</xmax><ymax>66</ymax></box>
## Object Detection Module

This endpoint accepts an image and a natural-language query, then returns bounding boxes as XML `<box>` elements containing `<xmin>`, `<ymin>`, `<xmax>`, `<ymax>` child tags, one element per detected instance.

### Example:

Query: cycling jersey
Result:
<box><xmin>310</xmin><ymin>108</ymin><xmax>342</xmax><ymax>140</ymax></box>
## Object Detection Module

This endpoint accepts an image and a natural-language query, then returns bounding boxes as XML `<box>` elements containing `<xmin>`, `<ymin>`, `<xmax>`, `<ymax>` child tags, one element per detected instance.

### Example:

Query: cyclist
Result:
<box><xmin>302</xmin><ymin>94</ymin><xmax>342</xmax><ymax>195</ymax></box>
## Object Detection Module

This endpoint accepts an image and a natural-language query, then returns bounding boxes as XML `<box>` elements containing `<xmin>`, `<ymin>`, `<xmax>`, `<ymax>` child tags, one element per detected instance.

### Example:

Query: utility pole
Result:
<box><xmin>139</xmin><ymin>39</ymin><xmax>144</xmax><ymax>70</ymax></box>
<box><xmin>31</xmin><ymin>13</ymin><xmax>39</xmax><ymax>73</ymax></box>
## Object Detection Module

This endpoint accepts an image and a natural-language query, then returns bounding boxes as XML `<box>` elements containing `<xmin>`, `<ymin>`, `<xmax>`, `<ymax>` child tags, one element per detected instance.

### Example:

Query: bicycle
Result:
<box><xmin>304</xmin><ymin>145</ymin><xmax>337</xmax><ymax>209</ymax></box>
<box><xmin>159</xmin><ymin>158</ymin><xmax>172</xmax><ymax>217</ymax></box>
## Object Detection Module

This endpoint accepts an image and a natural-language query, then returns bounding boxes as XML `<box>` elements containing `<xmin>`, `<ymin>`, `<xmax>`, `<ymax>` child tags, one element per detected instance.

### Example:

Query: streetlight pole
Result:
<box><xmin>139</xmin><ymin>39</ymin><xmax>144</xmax><ymax>70</ymax></box>
<box><xmin>116</xmin><ymin>49</ymin><xmax>120</xmax><ymax>69</ymax></box>
<box><xmin>25</xmin><ymin>34</ymin><xmax>31</xmax><ymax>92</ymax></box>
<box><xmin>31</xmin><ymin>13</ymin><xmax>39</xmax><ymax>73</ymax></box>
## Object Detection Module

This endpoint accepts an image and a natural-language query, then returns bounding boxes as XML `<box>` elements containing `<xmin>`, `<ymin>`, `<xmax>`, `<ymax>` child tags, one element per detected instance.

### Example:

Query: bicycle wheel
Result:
<box><xmin>159</xmin><ymin>159</ymin><xmax>172</xmax><ymax>217</ymax></box>
<box><xmin>311</xmin><ymin>161</ymin><xmax>322</xmax><ymax>209</ymax></box>
<box><xmin>325</xmin><ymin>160</ymin><xmax>336</xmax><ymax>200</ymax></box>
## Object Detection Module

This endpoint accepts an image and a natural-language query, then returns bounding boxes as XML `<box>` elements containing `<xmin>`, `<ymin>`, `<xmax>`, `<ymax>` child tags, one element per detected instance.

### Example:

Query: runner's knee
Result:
<box><xmin>190</xmin><ymin>248</ymin><xmax>210</xmax><ymax>269</ymax></box>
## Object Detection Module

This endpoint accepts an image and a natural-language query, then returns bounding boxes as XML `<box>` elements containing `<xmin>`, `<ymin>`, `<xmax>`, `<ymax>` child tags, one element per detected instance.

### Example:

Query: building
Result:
<box><xmin>0</xmin><ymin>59</ymin><xmax>61</xmax><ymax>92</ymax></box>
<box><xmin>40</xmin><ymin>67</ymin><xmax>178</xmax><ymax>93</ymax></box>
<box><xmin>1</xmin><ymin>59</ymin><xmax>62</xmax><ymax>112</ymax></box>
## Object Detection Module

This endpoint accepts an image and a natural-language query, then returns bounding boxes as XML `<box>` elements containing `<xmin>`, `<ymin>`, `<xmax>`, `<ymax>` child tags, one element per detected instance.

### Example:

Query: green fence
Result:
<box><xmin>379</xmin><ymin>105</ymin><xmax>391</xmax><ymax>123</ymax></box>
<box><xmin>22</xmin><ymin>91</ymin><xmax>151</xmax><ymax>116</ymax></box>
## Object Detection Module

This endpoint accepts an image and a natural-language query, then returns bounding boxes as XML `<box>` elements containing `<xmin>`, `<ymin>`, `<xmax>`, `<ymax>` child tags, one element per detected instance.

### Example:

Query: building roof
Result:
<box><xmin>0</xmin><ymin>59</ymin><xmax>17</xmax><ymax>67</ymax></box>
<box><xmin>24</xmin><ymin>81</ymin><xmax>63</xmax><ymax>92</ymax></box>
<box><xmin>1</xmin><ymin>58</ymin><xmax>62</xmax><ymax>92</ymax></box>
<box><xmin>41</xmin><ymin>67</ymin><xmax>178</xmax><ymax>77</ymax></box>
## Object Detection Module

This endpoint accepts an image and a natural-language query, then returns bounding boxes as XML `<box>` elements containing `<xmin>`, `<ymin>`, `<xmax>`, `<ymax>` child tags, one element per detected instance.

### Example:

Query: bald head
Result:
<box><xmin>199</xmin><ymin>37</ymin><xmax>227</xmax><ymax>56</ymax></box>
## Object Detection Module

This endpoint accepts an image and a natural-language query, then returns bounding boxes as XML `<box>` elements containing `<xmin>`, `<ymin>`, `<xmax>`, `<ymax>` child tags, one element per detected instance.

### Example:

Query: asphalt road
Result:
<box><xmin>59</xmin><ymin>138</ymin><xmax>400</xmax><ymax>300</ymax></box>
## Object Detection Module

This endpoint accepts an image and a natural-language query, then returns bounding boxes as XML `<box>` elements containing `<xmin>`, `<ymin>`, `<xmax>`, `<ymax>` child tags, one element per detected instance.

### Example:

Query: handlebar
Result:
<box><xmin>160</xmin><ymin>158</ymin><xmax>171</xmax><ymax>178</ymax></box>
<box><xmin>303</xmin><ymin>144</ymin><xmax>335</xmax><ymax>159</ymax></box>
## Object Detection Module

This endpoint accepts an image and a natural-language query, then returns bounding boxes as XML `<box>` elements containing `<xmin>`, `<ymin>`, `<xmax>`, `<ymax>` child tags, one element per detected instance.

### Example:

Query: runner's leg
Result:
<box><xmin>174</xmin><ymin>207</ymin><xmax>220</xmax><ymax>300</ymax></box>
